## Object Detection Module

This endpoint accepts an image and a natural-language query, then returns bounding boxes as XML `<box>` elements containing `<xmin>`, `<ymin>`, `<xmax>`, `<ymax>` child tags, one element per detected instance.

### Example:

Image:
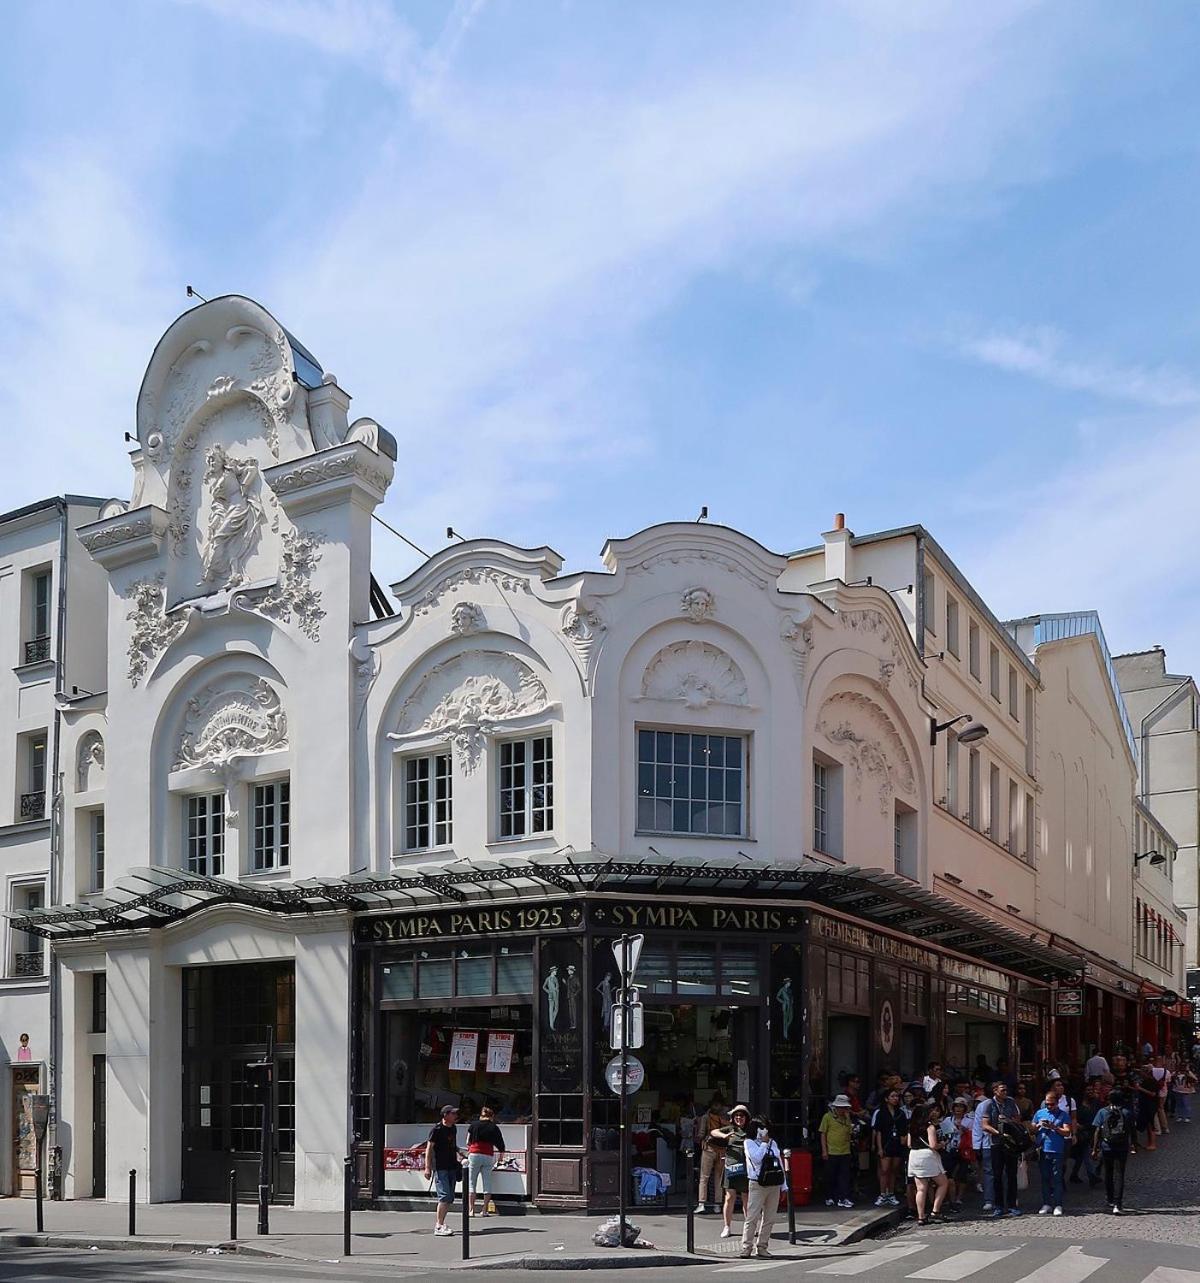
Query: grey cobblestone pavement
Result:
<box><xmin>884</xmin><ymin>1119</ymin><xmax>1200</xmax><ymax>1246</ymax></box>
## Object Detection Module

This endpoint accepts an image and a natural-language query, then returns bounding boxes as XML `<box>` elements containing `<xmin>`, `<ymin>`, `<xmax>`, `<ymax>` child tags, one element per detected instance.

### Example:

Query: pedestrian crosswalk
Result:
<box><xmin>715</xmin><ymin>1244</ymin><xmax>1200</xmax><ymax>1282</ymax></box>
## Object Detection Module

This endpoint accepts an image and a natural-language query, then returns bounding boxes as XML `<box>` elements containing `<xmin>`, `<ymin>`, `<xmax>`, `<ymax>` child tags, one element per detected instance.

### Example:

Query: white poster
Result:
<box><xmin>449</xmin><ymin>1030</ymin><xmax>479</xmax><ymax>1072</ymax></box>
<box><xmin>736</xmin><ymin>1058</ymin><xmax>750</xmax><ymax>1104</ymax></box>
<box><xmin>486</xmin><ymin>1031</ymin><xmax>515</xmax><ymax>1074</ymax></box>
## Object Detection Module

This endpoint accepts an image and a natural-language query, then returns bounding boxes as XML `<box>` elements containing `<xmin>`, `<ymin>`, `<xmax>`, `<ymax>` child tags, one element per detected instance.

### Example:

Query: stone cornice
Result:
<box><xmin>264</xmin><ymin>442</ymin><xmax>392</xmax><ymax>517</ymax></box>
<box><xmin>77</xmin><ymin>505</ymin><xmax>168</xmax><ymax>570</ymax></box>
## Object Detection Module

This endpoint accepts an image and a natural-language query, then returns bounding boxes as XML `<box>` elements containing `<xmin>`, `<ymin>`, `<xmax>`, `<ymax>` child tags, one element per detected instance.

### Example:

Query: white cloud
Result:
<box><xmin>959</xmin><ymin>326</ymin><xmax>1200</xmax><ymax>408</ymax></box>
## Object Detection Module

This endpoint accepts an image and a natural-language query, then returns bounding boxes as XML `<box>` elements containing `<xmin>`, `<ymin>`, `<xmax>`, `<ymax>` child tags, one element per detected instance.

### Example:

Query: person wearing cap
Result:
<box><xmin>425</xmin><ymin>1104</ymin><xmax>466</xmax><ymax>1236</ymax></box>
<box><xmin>819</xmin><ymin>1095</ymin><xmax>855</xmax><ymax>1209</ymax></box>
<box><xmin>711</xmin><ymin>1104</ymin><xmax>751</xmax><ymax>1238</ymax></box>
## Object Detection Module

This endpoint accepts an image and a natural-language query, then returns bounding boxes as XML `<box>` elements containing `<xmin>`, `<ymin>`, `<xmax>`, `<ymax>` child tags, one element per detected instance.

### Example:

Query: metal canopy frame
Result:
<box><xmin>10</xmin><ymin>853</ymin><xmax>1082</xmax><ymax>981</ymax></box>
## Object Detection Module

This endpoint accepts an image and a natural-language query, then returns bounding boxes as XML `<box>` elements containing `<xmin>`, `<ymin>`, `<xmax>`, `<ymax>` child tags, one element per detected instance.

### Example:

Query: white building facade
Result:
<box><xmin>6</xmin><ymin>297</ymin><xmax>1190</xmax><ymax>1210</ymax></box>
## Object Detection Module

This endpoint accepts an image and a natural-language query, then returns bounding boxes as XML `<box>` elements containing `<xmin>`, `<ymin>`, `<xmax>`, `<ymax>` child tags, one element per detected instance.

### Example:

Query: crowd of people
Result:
<box><xmin>812</xmin><ymin>1044</ymin><xmax>1197</xmax><ymax>1223</ymax></box>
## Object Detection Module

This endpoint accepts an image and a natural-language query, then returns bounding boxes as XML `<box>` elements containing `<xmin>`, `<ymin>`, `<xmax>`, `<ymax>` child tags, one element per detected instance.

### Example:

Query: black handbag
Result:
<box><xmin>756</xmin><ymin>1146</ymin><xmax>785</xmax><ymax>1187</ymax></box>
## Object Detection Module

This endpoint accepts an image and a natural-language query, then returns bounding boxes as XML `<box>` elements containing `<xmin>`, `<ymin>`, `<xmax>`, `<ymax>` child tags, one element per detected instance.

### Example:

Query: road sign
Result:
<box><xmin>605</xmin><ymin>1054</ymin><xmax>645</xmax><ymax>1095</ymax></box>
<box><xmin>612</xmin><ymin>934</ymin><xmax>644</xmax><ymax>984</ymax></box>
<box><xmin>1055</xmin><ymin>987</ymin><xmax>1084</xmax><ymax>1017</ymax></box>
<box><xmin>611</xmin><ymin>992</ymin><xmax>644</xmax><ymax>1050</ymax></box>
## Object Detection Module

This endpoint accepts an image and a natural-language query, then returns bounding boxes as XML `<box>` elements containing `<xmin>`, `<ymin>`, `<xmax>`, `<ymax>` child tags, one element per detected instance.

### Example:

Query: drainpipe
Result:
<box><xmin>47</xmin><ymin>499</ymin><xmax>69</xmax><ymax>1195</ymax></box>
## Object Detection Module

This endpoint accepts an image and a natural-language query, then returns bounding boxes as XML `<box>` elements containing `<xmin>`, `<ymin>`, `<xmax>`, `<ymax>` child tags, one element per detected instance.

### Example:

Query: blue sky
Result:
<box><xmin>2</xmin><ymin>1</ymin><xmax>1199</xmax><ymax>670</ymax></box>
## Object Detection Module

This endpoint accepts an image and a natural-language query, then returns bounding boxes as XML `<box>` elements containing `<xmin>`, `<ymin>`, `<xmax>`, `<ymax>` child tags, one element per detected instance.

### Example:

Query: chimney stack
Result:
<box><xmin>823</xmin><ymin>512</ymin><xmax>853</xmax><ymax>583</ymax></box>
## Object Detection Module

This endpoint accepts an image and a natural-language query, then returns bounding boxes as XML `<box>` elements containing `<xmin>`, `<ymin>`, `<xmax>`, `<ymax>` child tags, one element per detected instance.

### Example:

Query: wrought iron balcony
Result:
<box><xmin>23</xmin><ymin>636</ymin><xmax>51</xmax><ymax>665</ymax></box>
<box><xmin>19</xmin><ymin>791</ymin><xmax>46</xmax><ymax>822</ymax></box>
<box><xmin>13</xmin><ymin>951</ymin><xmax>44</xmax><ymax>978</ymax></box>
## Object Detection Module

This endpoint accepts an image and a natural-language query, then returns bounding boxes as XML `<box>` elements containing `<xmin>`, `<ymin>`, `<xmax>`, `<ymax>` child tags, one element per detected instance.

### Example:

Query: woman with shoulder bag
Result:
<box><xmin>907</xmin><ymin>1103</ymin><xmax>949</xmax><ymax>1226</ymax></box>
<box><xmin>740</xmin><ymin>1117</ymin><xmax>787</xmax><ymax>1259</ymax></box>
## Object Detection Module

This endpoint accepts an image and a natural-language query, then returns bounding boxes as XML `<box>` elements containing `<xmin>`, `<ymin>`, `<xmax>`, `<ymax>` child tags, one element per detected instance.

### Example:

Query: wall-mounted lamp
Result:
<box><xmin>930</xmin><ymin>713</ymin><xmax>989</xmax><ymax>747</ymax></box>
<box><xmin>1134</xmin><ymin>850</ymin><xmax>1167</xmax><ymax>867</ymax></box>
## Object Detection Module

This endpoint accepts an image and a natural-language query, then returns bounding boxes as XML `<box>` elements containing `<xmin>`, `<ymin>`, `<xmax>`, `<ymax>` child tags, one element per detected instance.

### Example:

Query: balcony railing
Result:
<box><xmin>19</xmin><ymin>791</ymin><xmax>46</xmax><ymax>822</ymax></box>
<box><xmin>23</xmin><ymin>636</ymin><xmax>51</xmax><ymax>665</ymax></box>
<box><xmin>13</xmin><ymin>951</ymin><xmax>45</xmax><ymax>979</ymax></box>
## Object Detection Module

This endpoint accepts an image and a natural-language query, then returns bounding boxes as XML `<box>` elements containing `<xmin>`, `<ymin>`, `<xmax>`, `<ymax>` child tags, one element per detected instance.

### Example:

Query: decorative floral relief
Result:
<box><xmin>817</xmin><ymin>690</ymin><xmax>916</xmax><ymax>814</ymax></box>
<box><xmin>246</xmin><ymin>329</ymin><xmax>292</xmax><ymax>457</ymax></box>
<box><xmin>349</xmin><ymin>635</ymin><xmax>381</xmax><ymax>726</ymax></box>
<box><xmin>779</xmin><ymin>609</ymin><xmax>815</xmax><ymax>689</ymax></box>
<box><xmin>450</xmin><ymin>602</ymin><xmax>485</xmax><ymax>636</ymax></box>
<box><xmin>626</xmin><ymin>550</ymin><xmax>770</xmax><ymax>590</ymax></box>
<box><xmin>641</xmin><ymin>640</ymin><xmax>749</xmax><ymax>709</ymax></box>
<box><xmin>842</xmin><ymin>609</ymin><xmax>919</xmax><ymax>694</ymax></box>
<box><xmin>79</xmin><ymin>515</ymin><xmax>154</xmax><ymax>553</ymax></box>
<box><xmin>681</xmin><ymin>586</ymin><xmax>716</xmax><ymax>622</ymax></box>
<box><xmin>126</xmin><ymin>573</ymin><xmax>185</xmax><ymax>687</ymax></box>
<box><xmin>393</xmin><ymin>651</ymin><xmax>549</xmax><ymax>773</ymax></box>
<box><xmin>256</xmin><ymin>530</ymin><xmax>326</xmax><ymax>641</ymax></box>
<box><xmin>270</xmin><ymin>451</ymin><xmax>390</xmax><ymax>496</ymax></box>
<box><xmin>561</xmin><ymin>600</ymin><xmax>605</xmax><ymax>667</ymax></box>
<box><xmin>207</xmin><ymin>374</ymin><xmax>237</xmax><ymax>399</ymax></box>
<box><xmin>167</xmin><ymin>465</ymin><xmax>193</xmax><ymax>556</ymax></box>
<box><xmin>76</xmin><ymin>732</ymin><xmax>105</xmax><ymax>792</ymax></box>
<box><xmin>198</xmin><ymin>445</ymin><xmax>264</xmax><ymax>589</ymax></box>
<box><xmin>412</xmin><ymin>566</ymin><xmax>533</xmax><ymax>617</ymax></box>
<box><xmin>173</xmin><ymin>677</ymin><xmax>288</xmax><ymax>771</ymax></box>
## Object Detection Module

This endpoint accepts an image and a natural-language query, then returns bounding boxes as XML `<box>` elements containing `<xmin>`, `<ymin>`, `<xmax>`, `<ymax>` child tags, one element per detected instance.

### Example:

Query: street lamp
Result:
<box><xmin>929</xmin><ymin>713</ymin><xmax>989</xmax><ymax>747</ymax></box>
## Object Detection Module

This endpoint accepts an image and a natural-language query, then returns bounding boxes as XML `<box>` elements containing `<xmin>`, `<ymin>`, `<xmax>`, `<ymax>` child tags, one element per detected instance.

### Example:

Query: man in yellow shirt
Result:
<box><xmin>820</xmin><ymin>1094</ymin><xmax>855</xmax><ymax>1209</ymax></box>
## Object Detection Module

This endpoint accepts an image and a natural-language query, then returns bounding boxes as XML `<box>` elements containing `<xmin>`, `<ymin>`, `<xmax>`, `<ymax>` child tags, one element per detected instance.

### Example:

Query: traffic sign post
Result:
<box><xmin>613</xmin><ymin>934</ymin><xmax>643</xmax><ymax>1252</ymax></box>
<box><xmin>611</xmin><ymin>988</ymin><xmax>644</xmax><ymax>1051</ymax></box>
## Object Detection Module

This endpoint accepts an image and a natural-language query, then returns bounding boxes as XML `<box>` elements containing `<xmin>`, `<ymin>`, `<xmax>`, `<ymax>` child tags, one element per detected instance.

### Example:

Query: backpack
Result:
<box><xmin>1101</xmin><ymin>1107</ymin><xmax>1128</xmax><ymax>1146</ymax></box>
<box><xmin>756</xmin><ymin>1144</ymin><xmax>785</xmax><ymax>1187</ymax></box>
<box><xmin>989</xmin><ymin>1101</ymin><xmax>1032</xmax><ymax>1153</ymax></box>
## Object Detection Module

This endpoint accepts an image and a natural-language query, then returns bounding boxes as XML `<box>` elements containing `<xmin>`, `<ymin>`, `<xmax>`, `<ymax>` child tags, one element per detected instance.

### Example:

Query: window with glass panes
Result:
<box><xmin>32</xmin><ymin>571</ymin><xmax>51</xmax><ymax>641</ymax></box>
<box><xmin>636</xmin><ymin>729</ymin><xmax>744</xmax><ymax>836</ymax></box>
<box><xmin>403</xmin><ymin>753</ymin><xmax>452</xmax><ymax>851</ymax></box>
<box><xmin>497</xmin><ymin>736</ymin><xmax>553</xmax><ymax>839</ymax></box>
<box><xmin>186</xmin><ymin>793</ymin><xmax>225</xmax><ymax>875</ymax></box>
<box><xmin>813</xmin><ymin>760</ymin><xmax>829</xmax><ymax>850</ymax></box>
<box><xmin>252</xmin><ymin>780</ymin><xmax>290</xmax><ymax>870</ymax></box>
<box><xmin>91</xmin><ymin>810</ymin><xmax>105</xmax><ymax>890</ymax></box>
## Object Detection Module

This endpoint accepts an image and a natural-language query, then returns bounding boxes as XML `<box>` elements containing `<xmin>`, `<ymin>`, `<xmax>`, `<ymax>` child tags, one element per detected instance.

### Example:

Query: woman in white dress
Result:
<box><xmin>907</xmin><ymin>1102</ymin><xmax>948</xmax><ymax>1225</ymax></box>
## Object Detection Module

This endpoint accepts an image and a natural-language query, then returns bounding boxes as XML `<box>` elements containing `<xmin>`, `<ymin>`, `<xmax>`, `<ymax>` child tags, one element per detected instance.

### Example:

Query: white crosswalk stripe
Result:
<box><xmin>906</xmin><ymin>1247</ymin><xmax>1020</xmax><ymax>1280</ymax></box>
<box><xmin>1008</xmin><ymin>1246</ymin><xmax>1108</xmax><ymax>1283</ymax></box>
<box><xmin>809</xmin><ymin>1243</ymin><xmax>930</xmax><ymax>1274</ymax></box>
<box><xmin>1141</xmin><ymin>1270</ymin><xmax>1200</xmax><ymax>1283</ymax></box>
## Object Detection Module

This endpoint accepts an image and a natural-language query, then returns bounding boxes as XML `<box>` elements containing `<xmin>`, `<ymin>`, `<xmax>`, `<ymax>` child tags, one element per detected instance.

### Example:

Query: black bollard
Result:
<box><xmin>229</xmin><ymin>1169</ymin><xmax>238</xmax><ymax>1241</ymax></box>
<box><xmin>461</xmin><ymin>1160</ymin><xmax>471</xmax><ymax>1261</ymax></box>
<box><xmin>34</xmin><ymin>1166</ymin><xmax>43</xmax><ymax>1234</ymax></box>
<box><xmin>685</xmin><ymin>1149</ymin><xmax>695</xmax><ymax>1255</ymax></box>
<box><xmin>784</xmin><ymin>1149</ymin><xmax>796</xmax><ymax>1246</ymax></box>
<box><xmin>343</xmin><ymin>1155</ymin><xmax>353</xmax><ymax>1258</ymax></box>
<box><xmin>128</xmin><ymin>1169</ymin><xmax>136</xmax><ymax>1236</ymax></box>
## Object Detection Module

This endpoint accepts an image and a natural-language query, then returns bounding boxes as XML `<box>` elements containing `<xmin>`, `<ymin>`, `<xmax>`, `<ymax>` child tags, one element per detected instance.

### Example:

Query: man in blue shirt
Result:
<box><xmin>971</xmin><ymin>1094</ymin><xmax>995</xmax><ymax>1210</ymax></box>
<box><xmin>1031</xmin><ymin>1090</ymin><xmax>1072</xmax><ymax>1216</ymax></box>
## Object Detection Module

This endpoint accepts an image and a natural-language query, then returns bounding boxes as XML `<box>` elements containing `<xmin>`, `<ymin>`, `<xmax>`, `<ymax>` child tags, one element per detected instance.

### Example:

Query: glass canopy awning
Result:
<box><xmin>10</xmin><ymin>853</ymin><xmax>1082</xmax><ymax>981</ymax></box>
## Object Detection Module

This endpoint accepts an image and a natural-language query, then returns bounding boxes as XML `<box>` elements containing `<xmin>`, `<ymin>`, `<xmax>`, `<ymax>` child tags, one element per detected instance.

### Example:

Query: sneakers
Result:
<box><xmin>739</xmin><ymin>1249</ymin><xmax>754</xmax><ymax>1259</ymax></box>
<box><xmin>758</xmin><ymin>1249</ymin><xmax>773</xmax><ymax>1258</ymax></box>
<box><xmin>1053</xmin><ymin>1207</ymin><xmax>1063</xmax><ymax>1217</ymax></box>
<box><xmin>875</xmin><ymin>1194</ymin><xmax>889</xmax><ymax>1207</ymax></box>
<box><xmin>1006</xmin><ymin>1208</ymin><xmax>1023</xmax><ymax>1217</ymax></box>
<box><xmin>837</xmin><ymin>1199</ymin><xmax>854</xmax><ymax>1209</ymax></box>
<box><xmin>991</xmin><ymin>1208</ymin><xmax>1005</xmax><ymax>1219</ymax></box>
<box><xmin>1112</xmin><ymin>1206</ymin><xmax>1121</xmax><ymax>1215</ymax></box>
<box><xmin>825</xmin><ymin>1198</ymin><xmax>836</xmax><ymax>1208</ymax></box>
<box><xmin>888</xmin><ymin>1194</ymin><xmax>901</xmax><ymax>1206</ymax></box>
<box><xmin>1038</xmin><ymin>1205</ymin><xmax>1051</xmax><ymax>1216</ymax></box>
<box><xmin>981</xmin><ymin>1202</ymin><xmax>994</xmax><ymax>1213</ymax></box>
<box><xmin>433</xmin><ymin>1224</ymin><xmax>453</xmax><ymax>1236</ymax></box>
<box><xmin>694</xmin><ymin>1203</ymin><xmax>707</xmax><ymax>1215</ymax></box>
<box><xmin>721</xmin><ymin>1226</ymin><xmax>733</xmax><ymax>1238</ymax></box>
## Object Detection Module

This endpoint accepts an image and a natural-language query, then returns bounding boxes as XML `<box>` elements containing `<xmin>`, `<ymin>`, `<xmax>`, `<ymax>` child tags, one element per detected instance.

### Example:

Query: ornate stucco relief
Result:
<box><xmin>842</xmin><ymin>609</ymin><xmax>919</xmax><ymax>695</ymax></box>
<box><xmin>450</xmin><ymin>602</ymin><xmax>486</xmax><ymax>636</ymax></box>
<box><xmin>412</xmin><ymin>567</ymin><xmax>533</xmax><ymax>617</ymax></box>
<box><xmin>79</xmin><ymin>514</ymin><xmax>154</xmax><ymax>554</ymax></box>
<box><xmin>126</xmin><ymin>573</ymin><xmax>185</xmax><ymax>687</ymax></box>
<box><xmin>255</xmin><ymin>530</ymin><xmax>326</xmax><ymax>641</ymax></box>
<box><xmin>779</xmin><ymin>608</ymin><xmax>815</xmax><ymax>690</ymax></box>
<box><xmin>640</xmin><ymin>640</ymin><xmax>749</xmax><ymax>710</ymax></box>
<box><xmin>390</xmin><ymin>651</ymin><xmax>551</xmax><ymax>773</ymax></box>
<box><xmin>349</xmin><ymin>635</ymin><xmax>381</xmax><ymax>727</ymax></box>
<box><xmin>270</xmin><ymin>450</ymin><xmax>390</xmax><ymax>496</ymax></box>
<box><xmin>173</xmin><ymin>677</ymin><xmax>288</xmax><ymax>771</ymax></box>
<box><xmin>626</xmin><ymin>550</ymin><xmax>770</xmax><ymax>590</ymax></box>
<box><xmin>76</xmin><ymin>732</ymin><xmax>105</xmax><ymax>792</ymax></box>
<box><xmin>817</xmin><ymin>690</ymin><xmax>916</xmax><ymax>814</ymax></box>
<box><xmin>681</xmin><ymin>586</ymin><xmax>716</xmax><ymax>622</ymax></box>
<box><xmin>166</xmin><ymin>465</ymin><xmax>193</xmax><ymax>556</ymax></box>
<box><xmin>561</xmin><ymin>600</ymin><xmax>605</xmax><ymax>667</ymax></box>
<box><xmin>198</xmin><ymin>445</ymin><xmax>264</xmax><ymax>589</ymax></box>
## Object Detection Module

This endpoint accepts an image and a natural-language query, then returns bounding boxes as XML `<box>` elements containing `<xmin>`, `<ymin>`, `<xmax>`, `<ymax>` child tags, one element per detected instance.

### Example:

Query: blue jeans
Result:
<box><xmin>1038</xmin><ymin>1152</ymin><xmax>1064</xmax><ymax>1208</ymax></box>
<box><xmin>1177</xmin><ymin>1093</ymin><xmax>1192</xmax><ymax>1121</ymax></box>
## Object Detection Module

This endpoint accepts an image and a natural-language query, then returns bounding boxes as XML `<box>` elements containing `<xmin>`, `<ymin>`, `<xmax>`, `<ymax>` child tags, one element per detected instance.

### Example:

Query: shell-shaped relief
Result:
<box><xmin>640</xmin><ymin>641</ymin><xmax>749</xmax><ymax>710</ymax></box>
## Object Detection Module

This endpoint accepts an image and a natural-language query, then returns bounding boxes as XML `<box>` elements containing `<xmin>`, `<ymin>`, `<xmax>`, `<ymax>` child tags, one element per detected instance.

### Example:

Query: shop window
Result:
<box><xmin>720</xmin><ymin>947</ymin><xmax>760</xmax><ymax>997</ymax></box>
<box><xmin>403</xmin><ymin>752</ymin><xmax>452</xmax><ymax>852</ymax></box>
<box><xmin>252</xmin><ymin>780</ymin><xmax>290</xmax><ymax>871</ymax></box>
<box><xmin>826</xmin><ymin>949</ymin><xmax>869</xmax><ymax>1011</ymax></box>
<box><xmin>636</xmin><ymin>730</ymin><xmax>745</xmax><ymax>837</ymax></box>
<box><xmin>537</xmin><ymin>1094</ymin><xmax>584</xmax><ymax>1147</ymax></box>
<box><xmin>417</xmin><ymin>956</ymin><xmax>453</xmax><ymax>999</ymax></box>
<box><xmin>900</xmin><ymin>969</ymin><xmax>927</xmax><ymax>1019</ymax></box>
<box><xmin>497</xmin><ymin>947</ymin><xmax>534</xmax><ymax>994</ymax></box>
<box><xmin>455</xmin><ymin>945</ymin><xmax>493</xmax><ymax>996</ymax></box>
<box><xmin>637</xmin><ymin>943</ymin><xmax>674</xmax><ymax>996</ymax></box>
<box><xmin>813</xmin><ymin>752</ymin><xmax>843</xmax><ymax>858</ymax></box>
<box><xmin>382</xmin><ymin>944</ymin><xmax>535</xmax><ymax>1002</ymax></box>
<box><xmin>676</xmin><ymin>947</ymin><xmax>716</xmax><ymax>995</ymax></box>
<box><xmin>186</xmin><ymin>792</ymin><xmax>225</xmax><ymax>876</ymax></box>
<box><xmin>498</xmin><ymin>735</ymin><xmax>554</xmax><ymax>839</ymax></box>
<box><xmin>382</xmin><ymin>961</ymin><xmax>415</xmax><ymax>1002</ymax></box>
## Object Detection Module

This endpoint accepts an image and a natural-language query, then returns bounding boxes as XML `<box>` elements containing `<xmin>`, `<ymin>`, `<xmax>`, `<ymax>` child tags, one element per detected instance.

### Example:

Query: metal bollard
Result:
<box><xmin>128</xmin><ymin>1169</ymin><xmax>137</xmax><ymax>1236</ymax></box>
<box><xmin>685</xmin><ymin>1148</ymin><xmax>695</xmax><ymax>1255</ymax></box>
<box><xmin>35</xmin><ymin>1166</ymin><xmax>44</xmax><ymax>1234</ymax></box>
<box><xmin>229</xmin><ymin>1169</ymin><xmax>238</xmax><ymax>1241</ymax></box>
<box><xmin>784</xmin><ymin>1149</ymin><xmax>796</xmax><ymax>1245</ymax></box>
<box><xmin>343</xmin><ymin>1155</ymin><xmax>353</xmax><ymax>1258</ymax></box>
<box><xmin>461</xmin><ymin>1160</ymin><xmax>471</xmax><ymax>1261</ymax></box>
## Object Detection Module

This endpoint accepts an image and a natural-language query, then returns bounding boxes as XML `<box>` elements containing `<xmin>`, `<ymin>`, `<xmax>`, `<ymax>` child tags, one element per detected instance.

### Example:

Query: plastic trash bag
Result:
<box><xmin>592</xmin><ymin>1215</ymin><xmax>643</xmax><ymax>1247</ymax></box>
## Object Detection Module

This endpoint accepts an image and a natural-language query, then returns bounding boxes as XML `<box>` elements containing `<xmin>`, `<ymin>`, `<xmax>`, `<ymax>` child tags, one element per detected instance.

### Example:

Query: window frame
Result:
<box><xmin>402</xmin><ymin>751</ymin><xmax>453</xmax><ymax>853</ymax></box>
<box><xmin>1008</xmin><ymin>665</ymin><xmax>1019</xmax><ymax>719</ymax></box>
<box><xmin>945</xmin><ymin>595</ymin><xmax>960</xmax><ymax>658</ymax></box>
<box><xmin>968</xmin><ymin>619</ymin><xmax>981</xmax><ymax>681</ymax></box>
<box><xmin>251</xmin><ymin>779</ymin><xmax>291</xmax><ymax>872</ymax></box>
<box><xmin>496</xmin><ymin>733</ymin><xmax>554</xmax><ymax>842</ymax></box>
<box><xmin>90</xmin><ymin>809</ymin><xmax>106</xmax><ymax>892</ymax></box>
<box><xmin>9</xmin><ymin>881</ymin><xmax>46</xmax><ymax>979</ymax></box>
<box><xmin>989</xmin><ymin>643</ymin><xmax>1001</xmax><ymax>701</ymax></box>
<box><xmin>922</xmin><ymin>570</ymin><xmax>936</xmax><ymax>636</ymax></box>
<box><xmin>185</xmin><ymin>791</ymin><xmax>226</xmax><ymax>877</ymax></box>
<box><xmin>32</xmin><ymin>570</ymin><xmax>51</xmax><ymax>642</ymax></box>
<box><xmin>635</xmin><ymin>728</ymin><xmax>746</xmax><ymax>839</ymax></box>
<box><xmin>945</xmin><ymin>730</ymin><xmax>959</xmax><ymax>814</ymax></box>
<box><xmin>967</xmin><ymin>748</ymin><xmax>981</xmax><ymax>830</ymax></box>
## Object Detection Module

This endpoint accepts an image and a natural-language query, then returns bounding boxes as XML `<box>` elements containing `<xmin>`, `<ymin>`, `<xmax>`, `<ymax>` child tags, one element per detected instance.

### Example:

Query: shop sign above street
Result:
<box><xmin>1054</xmin><ymin>987</ymin><xmax>1084</xmax><ymax>1016</ymax></box>
<box><xmin>605</xmin><ymin>1054</ymin><xmax>645</xmax><ymax>1095</ymax></box>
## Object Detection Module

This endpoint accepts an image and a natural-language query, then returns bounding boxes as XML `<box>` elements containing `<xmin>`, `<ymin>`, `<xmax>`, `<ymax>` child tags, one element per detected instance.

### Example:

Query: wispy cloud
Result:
<box><xmin>958</xmin><ymin>326</ymin><xmax>1200</xmax><ymax>408</ymax></box>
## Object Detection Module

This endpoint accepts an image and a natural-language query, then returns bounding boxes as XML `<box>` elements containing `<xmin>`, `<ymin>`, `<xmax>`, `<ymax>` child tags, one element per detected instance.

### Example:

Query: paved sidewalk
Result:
<box><xmin>0</xmin><ymin>1196</ymin><xmax>898</xmax><ymax>1269</ymax></box>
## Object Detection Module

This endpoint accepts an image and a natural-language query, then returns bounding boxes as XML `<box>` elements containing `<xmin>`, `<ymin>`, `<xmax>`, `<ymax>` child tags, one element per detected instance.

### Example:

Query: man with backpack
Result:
<box><xmin>980</xmin><ymin>1081</ymin><xmax>1028</xmax><ymax>1217</ymax></box>
<box><xmin>1091</xmin><ymin>1088</ymin><xmax>1135</xmax><ymax>1214</ymax></box>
